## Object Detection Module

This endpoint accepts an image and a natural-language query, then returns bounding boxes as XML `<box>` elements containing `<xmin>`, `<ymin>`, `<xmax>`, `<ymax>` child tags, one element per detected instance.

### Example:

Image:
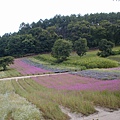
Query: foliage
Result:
<box><xmin>111</xmin><ymin>50</ymin><xmax>120</xmax><ymax>55</ymax></box>
<box><xmin>0</xmin><ymin>81</ymin><xmax>42</xmax><ymax>120</ymax></box>
<box><xmin>51</xmin><ymin>39</ymin><xmax>72</xmax><ymax>62</ymax></box>
<box><xmin>74</xmin><ymin>38</ymin><xmax>89</xmax><ymax>57</ymax></box>
<box><xmin>11</xmin><ymin>77</ymin><xmax>120</xmax><ymax>119</ymax></box>
<box><xmin>98</xmin><ymin>39</ymin><xmax>114</xmax><ymax>57</ymax></box>
<box><xmin>108</xmin><ymin>55</ymin><xmax>120</xmax><ymax>62</ymax></box>
<box><xmin>64</xmin><ymin>57</ymin><xmax>118</xmax><ymax>69</ymax></box>
<box><xmin>33</xmin><ymin>50</ymin><xmax>119</xmax><ymax>71</ymax></box>
<box><xmin>0</xmin><ymin>56</ymin><xmax>14</xmax><ymax>70</ymax></box>
<box><xmin>0</xmin><ymin>12</ymin><xmax>120</xmax><ymax>57</ymax></box>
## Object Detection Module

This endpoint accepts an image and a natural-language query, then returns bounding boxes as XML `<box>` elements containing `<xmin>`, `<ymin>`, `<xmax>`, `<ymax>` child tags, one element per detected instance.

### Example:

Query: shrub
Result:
<box><xmin>64</xmin><ymin>57</ymin><xmax>119</xmax><ymax>69</ymax></box>
<box><xmin>111</xmin><ymin>50</ymin><xmax>120</xmax><ymax>55</ymax></box>
<box><xmin>51</xmin><ymin>39</ymin><xmax>72</xmax><ymax>62</ymax></box>
<box><xmin>98</xmin><ymin>39</ymin><xmax>114</xmax><ymax>57</ymax></box>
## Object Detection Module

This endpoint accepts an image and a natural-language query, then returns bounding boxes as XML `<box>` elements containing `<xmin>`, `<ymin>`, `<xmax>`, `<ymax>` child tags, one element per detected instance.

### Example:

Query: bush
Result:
<box><xmin>64</xmin><ymin>57</ymin><xmax>119</xmax><ymax>69</ymax></box>
<box><xmin>98</xmin><ymin>39</ymin><xmax>114</xmax><ymax>57</ymax></box>
<box><xmin>111</xmin><ymin>50</ymin><xmax>120</xmax><ymax>55</ymax></box>
<box><xmin>52</xmin><ymin>39</ymin><xmax>72</xmax><ymax>62</ymax></box>
<box><xmin>0</xmin><ymin>56</ymin><xmax>14</xmax><ymax>70</ymax></box>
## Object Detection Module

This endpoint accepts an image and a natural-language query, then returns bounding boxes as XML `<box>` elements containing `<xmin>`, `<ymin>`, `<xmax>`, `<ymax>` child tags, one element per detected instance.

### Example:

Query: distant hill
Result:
<box><xmin>0</xmin><ymin>12</ymin><xmax>120</xmax><ymax>57</ymax></box>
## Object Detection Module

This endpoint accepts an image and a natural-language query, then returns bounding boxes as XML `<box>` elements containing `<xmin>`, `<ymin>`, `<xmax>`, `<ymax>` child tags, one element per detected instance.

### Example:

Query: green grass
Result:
<box><xmin>0</xmin><ymin>68</ymin><xmax>21</xmax><ymax>79</ymax></box>
<box><xmin>108</xmin><ymin>55</ymin><xmax>120</xmax><ymax>62</ymax></box>
<box><xmin>107</xmin><ymin>46</ymin><xmax>120</xmax><ymax>62</ymax></box>
<box><xmin>31</xmin><ymin>49</ymin><xmax>119</xmax><ymax>71</ymax></box>
<box><xmin>112</xmin><ymin>46</ymin><xmax>120</xmax><ymax>51</ymax></box>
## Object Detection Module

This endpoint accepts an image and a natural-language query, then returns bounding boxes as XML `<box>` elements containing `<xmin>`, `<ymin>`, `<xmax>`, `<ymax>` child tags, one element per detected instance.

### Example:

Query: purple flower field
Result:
<box><xmin>32</xmin><ymin>73</ymin><xmax>120</xmax><ymax>91</ymax></box>
<box><xmin>10</xmin><ymin>58</ymin><xmax>51</xmax><ymax>75</ymax></box>
<box><xmin>10</xmin><ymin>58</ymin><xmax>120</xmax><ymax>91</ymax></box>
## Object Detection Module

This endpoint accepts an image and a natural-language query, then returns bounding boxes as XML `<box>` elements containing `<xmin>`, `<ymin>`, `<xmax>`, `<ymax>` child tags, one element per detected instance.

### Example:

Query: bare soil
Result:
<box><xmin>60</xmin><ymin>106</ymin><xmax>120</xmax><ymax>120</ymax></box>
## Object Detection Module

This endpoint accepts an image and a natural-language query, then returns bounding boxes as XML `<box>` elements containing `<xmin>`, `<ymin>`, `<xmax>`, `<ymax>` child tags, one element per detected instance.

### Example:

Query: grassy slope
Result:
<box><xmin>11</xmin><ymin>78</ymin><xmax>120</xmax><ymax>119</ymax></box>
<box><xmin>30</xmin><ymin>48</ymin><xmax>119</xmax><ymax>71</ymax></box>
<box><xmin>0</xmin><ymin>47</ymin><xmax>119</xmax><ymax>78</ymax></box>
<box><xmin>0</xmin><ymin>80</ymin><xmax>43</xmax><ymax>120</ymax></box>
<box><xmin>0</xmin><ymin>47</ymin><xmax>120</xmax><ymax>119</ymax></box>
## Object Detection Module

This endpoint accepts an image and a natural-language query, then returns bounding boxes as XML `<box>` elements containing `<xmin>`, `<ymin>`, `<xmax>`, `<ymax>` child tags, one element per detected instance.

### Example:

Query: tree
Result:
<box><xmin>97</xmin><ymin>39</ymin><xmax>114</xmax><ymax>57</ymax></box>
<box><xmin>74</xmin><ymin>38</ymin><xmax>89</xmax><ymax>57</ymax></box>
<box><xmin>51</xmin><ymin>39</ymin><xmax>72</xmax><ymax>62</ymax></box>
<box><xmin>0</xmin><ymin>56</ymin><xmax>14</xmax><ymax>70</ymax></box>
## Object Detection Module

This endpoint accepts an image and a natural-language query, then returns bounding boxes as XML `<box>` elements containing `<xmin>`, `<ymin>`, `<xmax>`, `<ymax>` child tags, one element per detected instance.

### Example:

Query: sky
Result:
<box><xmin>0</xmin><ymin>0</ymin><xmax>120</xmax><ymax>36</ymax></box>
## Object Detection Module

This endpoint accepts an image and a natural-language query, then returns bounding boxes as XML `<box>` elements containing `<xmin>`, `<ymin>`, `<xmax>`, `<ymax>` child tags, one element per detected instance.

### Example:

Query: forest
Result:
<box><xmin>0</xmin><ymin>12</ymin><xmax>120</xmax><ymax>57</ymax></box>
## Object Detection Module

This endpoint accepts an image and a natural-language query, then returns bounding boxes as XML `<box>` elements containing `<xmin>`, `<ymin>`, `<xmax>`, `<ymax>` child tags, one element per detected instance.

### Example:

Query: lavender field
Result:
<box><xmin>0</xmin><ymin>48</ymin><xmax>119</xmax><ymax>119</ymax></box>
<box><xmin>0</xmin><ymin>55</ymin><xmax>120</xmax><ymax>119</ymax></box>
<box><xmin>9</xmin><ymin>56</ymin><xmax>120</xmax><ymax>92</ymax></box>
<box><xmin>10</xmin><ymin>58</ymin><xmax>51</xmax><ymax>75</ymax></box>
<box><xmin>32</xmin><ymin>73</ymin><xmax>120</xmax><ymax>91</ymax></box>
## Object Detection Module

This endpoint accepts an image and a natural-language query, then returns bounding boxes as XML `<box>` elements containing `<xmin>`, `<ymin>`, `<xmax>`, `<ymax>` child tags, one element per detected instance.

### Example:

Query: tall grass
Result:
<box><xmin>12</xmin><ymin>79</ymin><xmax>70</xmax><ymax>120</ymax></box>
<box><xmin>11</xmin><ymin>78</ymin><xmax>120</xmax><ymax>119</ymax></box>
<box><xmin>0</xmin><ymin>80</ymin><xmax>43</xmax><ymax>120</ymax></box>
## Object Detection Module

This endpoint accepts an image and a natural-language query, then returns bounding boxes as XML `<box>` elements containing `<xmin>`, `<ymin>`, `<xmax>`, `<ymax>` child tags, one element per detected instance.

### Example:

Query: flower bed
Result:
<box><xmin>10</xmin><ymin>58</ymin><xmax>51</xmax><ymax>75</ymax></box>
<box><xmin>71</xmin><ymin>69</ymin><xmax>120</xmax><ymax>80</ymax></box>
<box><xmin>32</xmin><ymin>73</ymin><xmax>120</xmax><ymax>91</ymax></box>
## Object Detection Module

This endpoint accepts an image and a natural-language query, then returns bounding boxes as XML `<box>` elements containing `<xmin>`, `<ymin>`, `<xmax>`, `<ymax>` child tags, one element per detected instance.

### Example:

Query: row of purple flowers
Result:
<box><xmin>71</xmin><ymin>69</ymin><xmax>120</xmax><ymax>80</ymax></box>
<box><xmin>32</xmin><ymin>73</ymin><xmax>120</xmax><ymax>91</ymax></box>
<box><xmin>10</xmin><ymin>58</ymin><xmax>50</xmax><ymax>75</ymax></box>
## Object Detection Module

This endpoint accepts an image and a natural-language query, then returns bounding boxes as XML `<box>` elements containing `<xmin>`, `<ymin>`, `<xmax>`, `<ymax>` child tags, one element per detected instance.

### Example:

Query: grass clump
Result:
<box><xmin>12</xmin><ymin>79</ymin><xmax>70</xmax><ymax>120</ymax></box>
<box><xmin>0</xmin><ymin>80</ymin><xmax>43</xmax><ymax>120</ymax></box>
<box><xmin>81</xmin><ymin>91</ymin><xmax>120</xmax><ymax>110</ymax></box>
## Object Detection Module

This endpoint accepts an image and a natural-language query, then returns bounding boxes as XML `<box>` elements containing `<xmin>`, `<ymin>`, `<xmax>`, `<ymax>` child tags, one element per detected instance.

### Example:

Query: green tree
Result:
<box><xmin>98</xmin><ymin>39</ymin><xmax>114</xmax><ymax>57</ymax></box>
<box><xmin>0</xmin><ymin>56</ymin><xmax>14</xmax><ymax>70</ymax></box>
<box><xmin>52</xmin><ymin>39</ymin><xmax>72</xmax><ymax>62</ymax></box>
<box><xmin>74</xmin><ymin>38</ymin><xmax>89</xmax><ymax>57</ymax></box>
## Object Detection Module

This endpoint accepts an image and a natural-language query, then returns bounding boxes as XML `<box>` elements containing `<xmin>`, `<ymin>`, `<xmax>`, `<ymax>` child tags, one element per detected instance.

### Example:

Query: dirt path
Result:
<box><xmin>0</xmin><ymin>72</ymin><xmax>68</xmax><ymax>81</ymax></box>
<box><xmin>60</xmin><ymin>106</ymin><xmax>120</xmax><ymax>120</ymax></box>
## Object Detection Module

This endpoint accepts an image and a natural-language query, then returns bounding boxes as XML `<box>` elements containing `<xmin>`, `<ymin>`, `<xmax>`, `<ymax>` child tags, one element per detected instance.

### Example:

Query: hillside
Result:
<box><xmin>0</xmin><ymin>12</ymin><xmax>120</xmax><ymax>57</ymax></box>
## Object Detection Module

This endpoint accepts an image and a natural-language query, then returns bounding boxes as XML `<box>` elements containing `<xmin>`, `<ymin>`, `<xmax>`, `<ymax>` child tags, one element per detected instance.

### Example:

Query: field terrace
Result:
<box><xmin>10</xmin><ymin>58</ymin><xmax>51</xmax><ymax>75</ymax></box>
<box><xmin>32</xmin><ymin>73</ymin><xmax>120</xmax><ymax>91</ymax></box>
<box><xmin>10</xmin><ymin>58</ymin><xmax>120</xmax><ymax>91</ymax></box>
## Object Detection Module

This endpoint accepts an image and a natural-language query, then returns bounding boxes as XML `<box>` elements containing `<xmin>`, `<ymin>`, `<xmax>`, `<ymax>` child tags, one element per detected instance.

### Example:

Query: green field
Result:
<box><xmin>30</xmin><ymin>47</ymin><xmax>120</xmax><ymax>71</ymax></box>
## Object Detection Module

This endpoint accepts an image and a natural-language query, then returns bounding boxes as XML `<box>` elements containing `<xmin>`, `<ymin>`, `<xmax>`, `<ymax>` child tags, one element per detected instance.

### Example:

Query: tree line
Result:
<box><xmin>0</xmin><ymin>12</ymin><xmax>120</xmax><ymax>57</ymax></box>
